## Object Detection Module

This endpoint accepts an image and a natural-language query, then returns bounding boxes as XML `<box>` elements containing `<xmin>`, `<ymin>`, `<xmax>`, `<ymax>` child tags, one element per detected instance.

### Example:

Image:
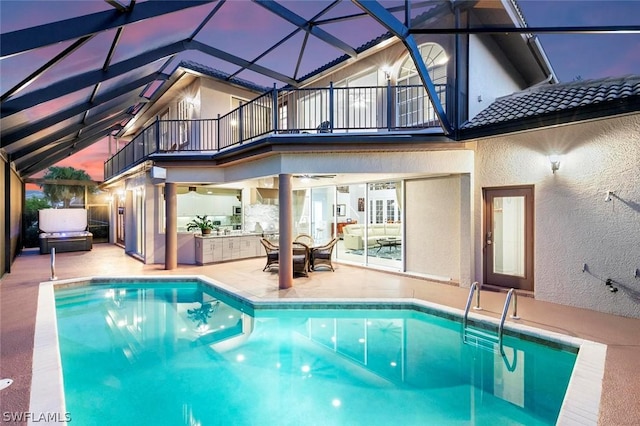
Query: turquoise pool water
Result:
<box><xmin>54</xmin><ymin>281</ymin><xmax>576</xmax><ymax>425</ymax></box>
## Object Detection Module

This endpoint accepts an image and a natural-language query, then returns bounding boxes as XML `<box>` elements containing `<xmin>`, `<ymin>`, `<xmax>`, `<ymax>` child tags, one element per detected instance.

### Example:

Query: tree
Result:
<box><xmin>40</xmin><ymin>166</ymin><xmax>96</xmax><ymax>208</ymax></box>
<box><xmin>23</xmin><ymin>196</ymin><xmax>51</xmax><ymax>248</ymax></box>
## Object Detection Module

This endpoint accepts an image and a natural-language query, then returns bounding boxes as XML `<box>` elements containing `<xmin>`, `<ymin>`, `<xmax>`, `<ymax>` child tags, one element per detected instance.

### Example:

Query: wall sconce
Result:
<box><xmin>185</xmin><ymin>96</ymin><xmax>197</xmax><ymax>108</ymax></box>
<box><xmin>548</xmin><ymin>154</ymin><xmax>562</xmax><ymax>173</ymax></box>
<box><xmin>381</xmin><ymin>65</ymin><xmax>392</xmax><ymax>80</ymax></box>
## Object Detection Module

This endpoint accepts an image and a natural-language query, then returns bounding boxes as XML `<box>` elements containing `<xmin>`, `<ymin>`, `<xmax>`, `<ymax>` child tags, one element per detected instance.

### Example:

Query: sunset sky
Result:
<box><xmin>2</xmin><ymin>0</ymin><xmax>639</xmax><ymax>185</ymax></box>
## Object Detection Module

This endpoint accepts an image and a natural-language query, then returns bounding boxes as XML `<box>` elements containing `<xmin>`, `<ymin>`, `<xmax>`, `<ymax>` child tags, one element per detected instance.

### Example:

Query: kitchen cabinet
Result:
<box><xmin>195</xmin><ymin>234</ymin><xmax>261</xmax><ymax>265</ymax></box>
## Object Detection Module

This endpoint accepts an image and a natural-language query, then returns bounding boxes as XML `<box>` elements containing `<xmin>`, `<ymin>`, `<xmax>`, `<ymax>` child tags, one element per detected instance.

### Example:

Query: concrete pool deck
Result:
<box><xmin>1</xmin><ymin>244</ymin><xmax>639</xmax><ymax>425</ymax></box>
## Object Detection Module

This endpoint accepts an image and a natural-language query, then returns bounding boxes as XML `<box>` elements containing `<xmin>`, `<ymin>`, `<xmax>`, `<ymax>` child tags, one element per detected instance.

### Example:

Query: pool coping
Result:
<box><xmin>31</xmin><ymin>275</ymin><xmax>606</xmax><ymax>425</ymax></box>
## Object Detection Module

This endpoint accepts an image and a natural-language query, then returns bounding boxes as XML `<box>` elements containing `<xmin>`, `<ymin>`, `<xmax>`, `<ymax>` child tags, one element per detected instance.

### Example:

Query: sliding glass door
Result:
<box><xmin>333</xmin><ymin>181</ymin><xmax>402</xmax><ymax>270</ymax></box>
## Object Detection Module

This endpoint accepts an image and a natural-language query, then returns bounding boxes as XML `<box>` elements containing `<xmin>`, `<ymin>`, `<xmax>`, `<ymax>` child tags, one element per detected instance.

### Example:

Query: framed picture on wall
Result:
<box><xmin>358</xmin><ymin>197</ymin><xmax>364</xmax><ymax>211</ymax></box>
<box><xmin>337</xmin><ymin>204</ymin><xmax>346</xmax><ymax>216</ymax></box>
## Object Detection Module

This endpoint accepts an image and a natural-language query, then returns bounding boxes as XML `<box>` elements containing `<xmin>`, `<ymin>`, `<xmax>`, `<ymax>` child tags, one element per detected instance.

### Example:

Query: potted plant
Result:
<box><xmin>186</xmin><ymin>215</ymin><xmax>215</xmax><ymax>235</ymax></box>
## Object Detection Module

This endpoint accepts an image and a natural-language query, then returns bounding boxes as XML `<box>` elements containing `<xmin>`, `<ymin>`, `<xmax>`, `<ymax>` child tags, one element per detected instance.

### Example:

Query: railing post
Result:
<box><xmin>387</xmin><ymin>78</ymin><xmax>392</xmax><ymax>131</ymax></box>
<box><xmin>216</xmin><ymin>113</ymin><xmax>221</xmax><ymax>151</ymax></box>
<box><xmin>272</xmin><ymin>83</ymin><xmax>278</xmax><ymax>133</ymax></box>
<box><xmin>154</xmin><ymin>116</ymin><xmax>160</xmax><ymax>154</ymax></box>
<box><xmin>328</xmin><ymin>81</ymin><xmax>334</xmax><ymax>131</ymax></box>
<box><xmin>238</xmin><ymin>107</ymin><xmax>243</xmax><ymax>145</ymax></box>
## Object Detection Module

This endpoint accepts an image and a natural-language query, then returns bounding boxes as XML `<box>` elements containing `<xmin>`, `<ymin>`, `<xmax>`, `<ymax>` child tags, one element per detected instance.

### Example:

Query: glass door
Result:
<box><xmin>483</xmin><ymin>187</ymin><xmax>534</xmax><ymax>290</ymax></box>
<box><xmin>366</xmin><ymin>181</ymin><xmax>402</xmax><ymax>269</ymax></box>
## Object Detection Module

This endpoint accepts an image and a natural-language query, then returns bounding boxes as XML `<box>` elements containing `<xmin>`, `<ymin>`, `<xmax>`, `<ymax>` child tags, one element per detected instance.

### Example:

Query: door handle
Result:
<box><xmin>486</xmin><ymin>231</ymin><xmax>492</xmax><ymax>245</ymax></box>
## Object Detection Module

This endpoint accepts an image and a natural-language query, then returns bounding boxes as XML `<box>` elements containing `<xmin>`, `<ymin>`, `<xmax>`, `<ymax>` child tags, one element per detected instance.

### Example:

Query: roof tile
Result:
<box><xmin>462</xmin><ymin>75</ymin><xmax>640</xmax><ymax>130</ymax></box>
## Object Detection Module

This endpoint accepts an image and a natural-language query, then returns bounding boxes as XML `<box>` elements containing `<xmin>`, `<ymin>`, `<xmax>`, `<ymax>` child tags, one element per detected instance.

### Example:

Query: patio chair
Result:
<box><xmin>292</xmin><ymin>241</ymin><xmax>310</xmax><ymax>277</ymax></box>
<box><xmin>316</xmin><ymin>121</ymin><xmax>331</xmax><ymax>133</ymax></box>
<box><xmin>310</xmin><ymin>238</ymin><xmax>338</xmax><ymax>271</ymax></box>
<box><xmin>260</xmin><ymin>238</ymin><xmax>279</xmax><ymax>271</ymax></box>
<box><xmin>294</xmin><ymin>233</ymin><xmax>314</xmax><ymax>247</ymax></box>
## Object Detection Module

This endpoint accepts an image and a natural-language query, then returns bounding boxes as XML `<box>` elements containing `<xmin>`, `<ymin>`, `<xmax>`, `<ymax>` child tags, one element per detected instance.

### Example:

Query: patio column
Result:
<box><xmin>278</xmin><ymin>173</ymin><xmax>293</xmax><ymax>289</ymax></box>
<box><xmin>165</xmin><ymin>182</ymin><xmax>177</xmax><ymax>270</ymax></box>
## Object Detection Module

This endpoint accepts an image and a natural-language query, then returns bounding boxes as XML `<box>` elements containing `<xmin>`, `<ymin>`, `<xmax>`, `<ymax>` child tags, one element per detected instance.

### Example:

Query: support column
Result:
<box><xmin>278</xmin><ymin>173</ymin><xmax>293</xmax><ymax>289</ymax></box>
<box><xmin>165</xmin><ymin>182</ymin><xmax>177</xmax><ymax>270</ymax></box>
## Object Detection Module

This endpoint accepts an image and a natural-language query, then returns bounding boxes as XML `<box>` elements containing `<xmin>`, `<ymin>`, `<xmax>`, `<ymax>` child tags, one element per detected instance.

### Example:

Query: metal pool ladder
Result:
<box><xmin>463</xmin><ymin>283</ymin><xmax>520</xmax><ymax>355</ymax></box>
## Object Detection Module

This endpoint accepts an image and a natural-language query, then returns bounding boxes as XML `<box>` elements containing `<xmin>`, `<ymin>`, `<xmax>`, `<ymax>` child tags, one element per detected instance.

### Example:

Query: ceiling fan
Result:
<box><xmin>293</xmin><ymin>174</ymin><xmax>336</xmax><ymax>180</ymax></box>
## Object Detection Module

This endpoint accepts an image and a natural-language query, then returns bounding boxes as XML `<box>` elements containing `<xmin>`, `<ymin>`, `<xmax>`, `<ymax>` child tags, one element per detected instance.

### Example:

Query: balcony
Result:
<box><xmin>104</xmin><ymin>83</ymin><xmax>447</xmax><ymax>180</ymax></box>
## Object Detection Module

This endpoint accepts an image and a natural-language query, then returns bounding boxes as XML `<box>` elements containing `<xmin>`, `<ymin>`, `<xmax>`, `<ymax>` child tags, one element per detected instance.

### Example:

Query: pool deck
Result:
<box><xmin>1</xmin><ymin>244</ymin><xmax>639</xmax><ymax>425</ymax></box>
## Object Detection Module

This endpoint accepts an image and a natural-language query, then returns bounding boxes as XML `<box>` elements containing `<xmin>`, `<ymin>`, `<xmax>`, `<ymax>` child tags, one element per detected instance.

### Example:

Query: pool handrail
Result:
<box><xmin>498</xmin><ymin>288</ymin><xmax>521</xmax><ymax>354</ymax></box>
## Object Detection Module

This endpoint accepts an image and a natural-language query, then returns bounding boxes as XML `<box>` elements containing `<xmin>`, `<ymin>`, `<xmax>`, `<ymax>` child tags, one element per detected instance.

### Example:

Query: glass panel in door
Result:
<box><xmin>492</xmin><ymin>196</ymin><xmax>525</xmax><ymax>277</ymax></box>
<box><xmin>367</xmin><ymin>181</ymin><xmax>402</xmax><ymax>269</ymax></box>
<box><xmin>484</xmin><ymin>187</ymin><xmax>533</xmax><ymax>291</ymax></box>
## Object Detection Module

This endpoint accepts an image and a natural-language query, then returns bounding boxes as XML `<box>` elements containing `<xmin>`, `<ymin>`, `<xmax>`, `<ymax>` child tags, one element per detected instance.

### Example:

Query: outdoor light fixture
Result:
<box><xmin>548</xmin><ymin>154</ymin><xmax>562</xmax><ymax>173</ymax></box>
<box><xmin>381</xmin><ymin>65</ymin><xmax>392</xmax><ymax>80</ymax></box>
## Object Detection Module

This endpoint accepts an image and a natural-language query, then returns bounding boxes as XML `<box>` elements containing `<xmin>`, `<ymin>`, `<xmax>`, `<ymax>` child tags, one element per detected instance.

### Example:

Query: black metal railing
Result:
<box><xmin>104</xmin><ymin>83</ymin><xmax>447</xmax><ymax>180</ymax></box>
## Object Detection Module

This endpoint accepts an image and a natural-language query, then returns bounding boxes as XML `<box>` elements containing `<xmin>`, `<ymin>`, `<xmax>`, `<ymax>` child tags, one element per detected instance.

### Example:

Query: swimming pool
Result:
<box><xmin>34</xmin><ymin>277</ymin><xmax>589</xmax><ymax>426</ymax></box>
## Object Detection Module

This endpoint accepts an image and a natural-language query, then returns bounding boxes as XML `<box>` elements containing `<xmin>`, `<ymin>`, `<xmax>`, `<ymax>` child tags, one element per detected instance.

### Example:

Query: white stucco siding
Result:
<box><xmin>405</xmin><ymin>176</ymin><xmax>462</xmax><ymax>281</ymax></box>
<box><xmin>199</xmin><ymin>79</ymin><xmax>263</xmax><ymax>120</ymax></box>
<box><xmin>474</xmin><ymin>114</ymin><xmax>640</xmax><ymax>318</ymax></box>
<box><xmin>468</xmin><ymin>35</ymin><xmax>525</xmax><ymax>120</ymax></box>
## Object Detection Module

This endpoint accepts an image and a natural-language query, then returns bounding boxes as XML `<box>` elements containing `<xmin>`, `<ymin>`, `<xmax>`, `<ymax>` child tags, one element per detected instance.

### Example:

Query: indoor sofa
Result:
<box><xmin>342</xmin><ymin>223</ymin><xmax>401</xmax><ymax>250</ymax></box>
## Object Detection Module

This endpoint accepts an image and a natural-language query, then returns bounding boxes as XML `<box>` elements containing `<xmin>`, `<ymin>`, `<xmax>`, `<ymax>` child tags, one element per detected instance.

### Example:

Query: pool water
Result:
<box><xmin>54</xmin><ymin>282</ymin><xmax>576</xmax><ymax>425</ymax></box>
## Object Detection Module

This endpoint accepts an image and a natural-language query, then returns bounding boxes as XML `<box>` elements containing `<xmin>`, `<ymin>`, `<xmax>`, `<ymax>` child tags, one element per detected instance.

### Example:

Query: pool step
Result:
<box><xmin>463</xmin><ymin>326</ymin><xmax>499</xmax><ymax>352</ymax></box>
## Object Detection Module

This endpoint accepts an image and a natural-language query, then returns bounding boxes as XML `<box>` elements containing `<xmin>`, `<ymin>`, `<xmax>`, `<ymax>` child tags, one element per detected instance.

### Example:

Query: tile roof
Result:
<box><xmin>296</xmin><ymin>33</ymin><xmax>395</xmax><ymax>84</ymax></box>
<box><xmin>178</xmin><ymin>60</ymin><xmax>272</xmax><ymax>93</ymax></box>
<box><xmin>461</xmin><ymin>75</ymin><xmax>640</xmax><ymax>132</ymax></box>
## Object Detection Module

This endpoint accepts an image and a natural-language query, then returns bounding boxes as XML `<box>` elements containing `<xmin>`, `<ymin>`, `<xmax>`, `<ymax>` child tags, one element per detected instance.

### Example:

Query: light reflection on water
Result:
<box><xmin>55</xmin><ymin>283</ymin><xmax>576</xmax><ymax>426</ymax></box>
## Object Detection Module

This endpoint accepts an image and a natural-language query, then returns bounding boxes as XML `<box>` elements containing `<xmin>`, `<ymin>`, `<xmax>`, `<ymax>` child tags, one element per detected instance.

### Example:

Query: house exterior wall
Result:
<box><xmin>405</xmin><ymin>175</ymin><xmax>461</xmax><ymax>282</ymax></box>
<box><xmin>467</xmin><ymin>35</ymin><xmax>525</xmax><ymax>120</ymax></box>
<box><xmin>199</xmin><ymin>79</ymin><xmax>265</xmax><ymax>118</ymax></box>
<box><xmin>474</xmin><ymin>114</ymin><xmax>640</xmax><ymax>318</ymax></box>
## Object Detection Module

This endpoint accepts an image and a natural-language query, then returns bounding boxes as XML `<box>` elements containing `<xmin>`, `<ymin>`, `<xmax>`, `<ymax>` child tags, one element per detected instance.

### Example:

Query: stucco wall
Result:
<box><xmin>199</xmin><ymin>79</ymin><xmax>263</xmax><ymax>119</ymax></box>
<box><xmin>468</xmin><ymin>35</ymin><xmax>524</xmax><ymax>120</ymax></box>
<box><xmin>474</xmin><ymin>114</ymin><xmax>640</xmax><ymax>318</ymax></box>
<box><xmin>406</xmin><ymin>176</ymin><xmax>461</xmax><ymax>282</ymax></box>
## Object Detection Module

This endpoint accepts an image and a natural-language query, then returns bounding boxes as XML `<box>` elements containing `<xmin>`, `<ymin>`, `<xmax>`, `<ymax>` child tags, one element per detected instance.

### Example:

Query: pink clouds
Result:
<box><xmin>29</xmin><ymin>137</ymin><xmax>111</xmax><ymax>182</ymax></box>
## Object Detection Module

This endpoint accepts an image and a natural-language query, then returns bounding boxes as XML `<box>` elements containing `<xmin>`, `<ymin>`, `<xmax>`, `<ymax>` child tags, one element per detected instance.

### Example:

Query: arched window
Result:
<box><xmin>396</xmin><ymin>43</ymin><xmax>448</xmax><ymax>127</ymax></box>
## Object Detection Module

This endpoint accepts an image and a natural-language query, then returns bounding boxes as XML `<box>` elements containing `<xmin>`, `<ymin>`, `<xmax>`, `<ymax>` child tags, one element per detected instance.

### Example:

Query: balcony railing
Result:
<box><xmin>104</xmin><ymin>83</ymin><xmax>447</xmax><ymax>180</ymax></box>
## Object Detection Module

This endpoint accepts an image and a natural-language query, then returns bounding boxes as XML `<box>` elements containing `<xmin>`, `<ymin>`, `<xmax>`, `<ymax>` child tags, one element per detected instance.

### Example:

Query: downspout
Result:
<box><xmin>527</xmin><ymin>35</ymin><xmax>558</xmax><ymax>84</ymax></box>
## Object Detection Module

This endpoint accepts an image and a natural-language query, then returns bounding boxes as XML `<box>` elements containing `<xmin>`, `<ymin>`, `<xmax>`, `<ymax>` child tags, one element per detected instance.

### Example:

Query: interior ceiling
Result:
<box><xmin>209</xmin><ymin>172</ymin><xmax>434</xmax><ymax>190</ymax></box>
<box><xmin>2</xmin><ymin>0</ymin><xmax>632</xmax><ymax>179</ymax></box>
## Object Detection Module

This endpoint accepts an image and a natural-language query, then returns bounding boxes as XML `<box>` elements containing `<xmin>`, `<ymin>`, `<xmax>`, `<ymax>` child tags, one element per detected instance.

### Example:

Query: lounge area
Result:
<box><xmin>342</xmin><ymin>223</ymin><xmax>402</xmax><ymax>251</ymax></box>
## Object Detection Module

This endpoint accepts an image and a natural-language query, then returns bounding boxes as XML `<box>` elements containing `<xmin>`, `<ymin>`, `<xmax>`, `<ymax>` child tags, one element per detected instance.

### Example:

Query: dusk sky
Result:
<box><xmin>2</xmin><ymin>0</ymin><xmax>639</xmax><ymax>185</ymax></box>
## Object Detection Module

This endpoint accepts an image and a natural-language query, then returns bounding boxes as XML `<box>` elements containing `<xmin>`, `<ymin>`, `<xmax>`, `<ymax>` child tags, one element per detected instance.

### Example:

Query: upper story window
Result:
<box><xmin>334</xmin><ymin>70</ymin><xmax>379</xmax><ymax>132</ymax></box>
<box><xmin>397</xmin><ymin>43</ymin><xmax>448</xmax><ymax>127</ymax></box>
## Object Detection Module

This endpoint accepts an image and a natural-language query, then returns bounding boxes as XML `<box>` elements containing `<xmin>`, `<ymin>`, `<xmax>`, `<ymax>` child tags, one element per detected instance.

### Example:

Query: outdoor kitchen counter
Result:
<box><xmin>194</xmin><ymin>233</ymin><xmax>264</xmax><ymax>264</ymax></box>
